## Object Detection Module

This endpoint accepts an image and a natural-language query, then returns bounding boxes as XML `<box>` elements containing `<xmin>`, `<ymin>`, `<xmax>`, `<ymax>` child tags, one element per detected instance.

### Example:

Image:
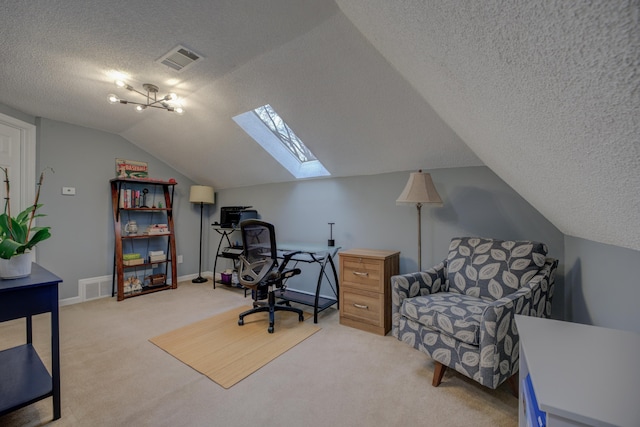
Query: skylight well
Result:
<box><xmin>233</xmin><ymin>104</ymin><xmax>329</xmax><ymax>179</ymax></box>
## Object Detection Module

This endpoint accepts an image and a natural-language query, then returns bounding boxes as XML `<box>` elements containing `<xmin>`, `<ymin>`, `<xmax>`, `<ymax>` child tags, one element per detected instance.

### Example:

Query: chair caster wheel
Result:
<box><xmin>298</xmin><ymin>314</ymin><xmax>304</xmax><ymax>322</ymax></box>
<box><xmin>238</xmin><ymin>319</ymin><xmax>244</xmax><ymax>326</ymax></box>
<box><xmin>268</xmin><ymin>326</ymin><xmax>274</xmax><ymax>333</ymax></box>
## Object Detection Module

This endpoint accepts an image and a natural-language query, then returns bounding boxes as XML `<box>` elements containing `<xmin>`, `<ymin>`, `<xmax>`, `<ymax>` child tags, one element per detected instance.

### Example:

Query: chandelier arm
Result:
<box><xmin>147</xmin><ymin>99</ymin><xmax>169</xmax><ymax>107</ymax></box>
<box><xmin>119</xmin><ymin>100</ymin><xmax>149</xmax><ymax>107</ymax></box>
<box><xmin>125</xmin><ymin>86</ymin><xmax>148</xmax><ymax>98</ymax></box>
<box><xmin>147</xmin><ymin>104</ymin><xmax>173</xmax><ymax>110</ymax></box>
<box><xmin>119</xmin><ymin>100</ymin><xmax>173</xmax><ymax>111</ymax></box>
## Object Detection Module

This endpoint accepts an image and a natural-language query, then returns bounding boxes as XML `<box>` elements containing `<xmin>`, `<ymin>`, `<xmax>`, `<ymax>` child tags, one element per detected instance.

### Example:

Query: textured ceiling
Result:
<box><xmin>336</xmin><ymin>0</ymin><xmax>640</xmax><ymax>251</ymax></box>
<box><xmin>0</xmin><ymin>1</ymin><xmax>638</xmax><ymax>251</ymax></box>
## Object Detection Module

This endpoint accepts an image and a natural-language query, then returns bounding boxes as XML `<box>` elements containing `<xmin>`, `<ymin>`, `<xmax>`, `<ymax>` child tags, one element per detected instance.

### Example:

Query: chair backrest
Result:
<box><xmin>238</xmin><ymin>220</ymin><xmax>278</xmax><ymax>288</ymax></box>
<box><xmin>445</xmin><ymin>237</ymin><xmax>548</xmax><ymax>300</ymax></box>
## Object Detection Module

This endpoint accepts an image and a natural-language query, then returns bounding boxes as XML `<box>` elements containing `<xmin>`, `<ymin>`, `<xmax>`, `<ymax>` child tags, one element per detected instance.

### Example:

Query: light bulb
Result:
<box><xmin>115</xmin><ymin>80</ymin><xmax>126</xmax><ymax>88</ymax></box>
<box><xmin>108</xmin><ymin>94</ymin><xmax>119</xmax><ymax>104</ymax></box>
<box><xmin>166</xmin><ymin>93</ymin><xmax>177</xmax><ymax>101</ymax></box>
<box><xmin>175</xmin><ymin>106</ymin><xmax>184</xmax><ymax>114</ymax></box>
<box><xmin>135</xmin><ymin>105</ymin><xmax>146</xmax><ymax>112</ymax></box>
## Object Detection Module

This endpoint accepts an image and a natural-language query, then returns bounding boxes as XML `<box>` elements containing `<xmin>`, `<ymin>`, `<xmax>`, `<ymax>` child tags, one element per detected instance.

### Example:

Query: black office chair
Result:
<box><xmin>237</xmin><ymin>220</ymin><xmax>304</xmax><ymax>333</ymax></box>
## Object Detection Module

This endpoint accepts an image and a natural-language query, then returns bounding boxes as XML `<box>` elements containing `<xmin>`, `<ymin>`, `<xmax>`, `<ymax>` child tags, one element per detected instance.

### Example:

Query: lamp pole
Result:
<box><xmin>192</xmin><ymin>201</ymin><xmax>207</xmax><ymax>283</ymax></box>
<box><xmin>417</xmin><ymin>203</ymin><xmax>423</xmax><ymax>271</ymax></box>
<box><xmin>189</xmin><ymin>185</ymin><xmax>214</xmax><ymax>284</ymax></box>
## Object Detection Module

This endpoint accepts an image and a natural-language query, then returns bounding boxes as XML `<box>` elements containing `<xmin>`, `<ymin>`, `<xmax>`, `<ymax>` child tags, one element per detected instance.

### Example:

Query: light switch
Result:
<box><xmin>62</xmin><ymin>187</ymin><xmax>76</xmax><ymax>196</ymax></box>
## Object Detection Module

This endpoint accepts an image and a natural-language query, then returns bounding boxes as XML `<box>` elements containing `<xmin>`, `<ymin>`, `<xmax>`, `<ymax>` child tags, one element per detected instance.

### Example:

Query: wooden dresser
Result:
<box><xmin>338</xmin><ymin>249</ymin><xmax>400</xmax><ymax>335</ymax></box>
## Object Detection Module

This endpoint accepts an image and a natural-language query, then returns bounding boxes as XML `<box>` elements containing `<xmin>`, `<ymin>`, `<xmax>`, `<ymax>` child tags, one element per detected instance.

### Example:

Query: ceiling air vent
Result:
<box><xmin>156</xmin><ymin>45</ymin><xmax>202</xmax><ymax>72</ymax></box>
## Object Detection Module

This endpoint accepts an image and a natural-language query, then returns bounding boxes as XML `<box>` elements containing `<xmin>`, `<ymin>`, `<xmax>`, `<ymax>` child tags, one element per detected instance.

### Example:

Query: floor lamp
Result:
<box><xmin>396</xmin><ymin>170</ymin><xmax>442</xmax><ymax>271</ymax></box>
<box><xmin>189</xmin><ymin>185</ymin><xmax>215</xmax><ymax>283</ymax></box>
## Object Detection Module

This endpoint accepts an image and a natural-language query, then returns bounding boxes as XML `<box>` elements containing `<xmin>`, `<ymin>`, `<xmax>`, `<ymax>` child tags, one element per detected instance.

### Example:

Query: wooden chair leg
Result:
<box><xmin>506</xmin><ymin>373</ymin><xmax>519</xmax><ymax>398</ymax></box>
<box><xmin>432</xmin><ymin>361</ymin><xmax>447</xmax><ymax>387</ymax></box>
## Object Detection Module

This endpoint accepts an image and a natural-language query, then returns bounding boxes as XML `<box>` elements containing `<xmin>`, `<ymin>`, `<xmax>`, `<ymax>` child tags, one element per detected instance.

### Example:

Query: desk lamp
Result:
<box><xmin>396</xmin><ymin>170</ymin><xmax>442</xmax><ymax>270</ymax></box>
<box><xmin>190</xmin><ymin>185</ymin><xmax>215</xmax><ymax>283</ymax></box>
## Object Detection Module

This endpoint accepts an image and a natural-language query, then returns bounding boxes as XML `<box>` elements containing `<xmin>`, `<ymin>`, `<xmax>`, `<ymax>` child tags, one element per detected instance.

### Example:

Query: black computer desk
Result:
<box><xmin>274</xmin><ymin>244</ymin><xmax>340</xmax><ymax>323</ymax></box>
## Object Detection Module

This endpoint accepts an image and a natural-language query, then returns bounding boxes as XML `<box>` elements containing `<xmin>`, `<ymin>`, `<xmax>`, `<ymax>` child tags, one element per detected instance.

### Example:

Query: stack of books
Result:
<box><xmin>147</xmin><ymin>224</ymin><xmax>169</xmax><ymax>235</ymax></box>
<box><xmin>123</xmin><ymin>253</ymin><xmax>143</xmax><ymax>266</ymax></box>
<box><xmin>149</xmin><ymin>250</ymin><xmax>166</xmax><ymax>262</ymax></box>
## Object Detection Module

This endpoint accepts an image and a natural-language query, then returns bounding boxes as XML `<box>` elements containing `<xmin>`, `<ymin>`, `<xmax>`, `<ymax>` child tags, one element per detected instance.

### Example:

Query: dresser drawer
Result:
<box><xmin>341</xmin><ymin>288</ymin><xmax>384</xmax><ymax>326</ymax></box>
<box><xmin>338</xmin><ymin>249</ymin><xmax>399</xmax><ymax>335</ymax></box>
<box><xmin>341</xmin><ymin>256</ymin><xmax>384</xmax><ymax>293</ymax></box>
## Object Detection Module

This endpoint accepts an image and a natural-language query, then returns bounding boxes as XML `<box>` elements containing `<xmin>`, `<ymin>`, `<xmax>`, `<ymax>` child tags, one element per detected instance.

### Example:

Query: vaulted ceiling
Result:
<box><xmin>1</xmin><ymin>1</ymin><xmax>638</xmax><ymax>251</ymax></box>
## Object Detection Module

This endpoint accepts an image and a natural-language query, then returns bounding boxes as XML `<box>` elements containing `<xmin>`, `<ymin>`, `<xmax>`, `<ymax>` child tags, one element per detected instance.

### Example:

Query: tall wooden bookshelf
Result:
<box><xmin>110</xmin><ymin>178</ymin><xmax>177</xmax><ymax>301</ymax></box>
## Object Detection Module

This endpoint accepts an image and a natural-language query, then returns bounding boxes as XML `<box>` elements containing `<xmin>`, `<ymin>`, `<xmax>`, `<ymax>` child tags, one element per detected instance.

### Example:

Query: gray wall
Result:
<box><xmin>212</xmin><ymin>166</ymin><xmax>567</xmax><ymax>318</ymax></box>
<box><xmin>565</xmin><ymin>236</ymin><xmax>640</xmax><ymax>333</ymax></box>
<box><xmin>5</xmin><ymin>105</ymin><xmax>639</xmax><ymax>333</ymax></box>
<box><xmin>34</xmin><ymin>118</ymin><xmax>203</xmax><ymax>300</ymax></box>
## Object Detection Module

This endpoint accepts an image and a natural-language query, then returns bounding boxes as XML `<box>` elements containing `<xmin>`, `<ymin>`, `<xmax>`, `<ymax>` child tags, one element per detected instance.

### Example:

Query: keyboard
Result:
<box><xmin>222</xmin><ymin>247</ymin><xmax>243</xmax><ymax>255</ymax></box>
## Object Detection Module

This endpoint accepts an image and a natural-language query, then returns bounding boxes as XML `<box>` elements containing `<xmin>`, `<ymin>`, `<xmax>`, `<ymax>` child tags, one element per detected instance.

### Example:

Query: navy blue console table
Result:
<box><xmin>0</xmin><ymin>263</ymin><xmax>62</xmax><ymax>420</ymax></box>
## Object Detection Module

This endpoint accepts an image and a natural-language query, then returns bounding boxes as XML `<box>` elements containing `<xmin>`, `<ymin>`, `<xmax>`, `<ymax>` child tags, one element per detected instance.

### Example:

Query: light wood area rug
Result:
<box><xmin>149</xmin><ymin>305</ymin><xmax>320</xmax><ymax>389</ymax></box>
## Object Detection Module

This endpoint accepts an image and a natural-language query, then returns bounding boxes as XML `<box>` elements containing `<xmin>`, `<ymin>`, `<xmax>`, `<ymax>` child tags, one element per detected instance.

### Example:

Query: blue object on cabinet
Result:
<box><xmin>523</xmin><ymin>374</ymin><xmax>546</xmax><ymax>427</ymax></box>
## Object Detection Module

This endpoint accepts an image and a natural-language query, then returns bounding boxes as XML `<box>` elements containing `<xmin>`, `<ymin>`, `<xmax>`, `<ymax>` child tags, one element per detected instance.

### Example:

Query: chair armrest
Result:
<box><xmin>481</xmin><ymin>258</ymin><xmax>558</xmax><ymax>342</ymax></box>
<box><xmin>391</xmin><ymin>261</ymin><xmax>447</xmax><ymax>337</ymax></box>
<box><xmin>478</xmin><ymin>258</ymin><xmax>558</xmax><ymax>387</ymax></box>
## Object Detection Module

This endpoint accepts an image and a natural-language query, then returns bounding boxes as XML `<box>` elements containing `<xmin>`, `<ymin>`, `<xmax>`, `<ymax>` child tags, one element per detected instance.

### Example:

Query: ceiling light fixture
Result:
<box><xmin>108</xmin><ymin>80</ymin><xmax>184</xmax><ymax>114</ymax></box>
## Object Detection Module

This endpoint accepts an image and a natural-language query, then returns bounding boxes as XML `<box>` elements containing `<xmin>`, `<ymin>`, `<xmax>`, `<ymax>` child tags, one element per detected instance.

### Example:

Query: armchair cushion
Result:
<box><xmin>400</xmin><ymin>292</ymin><xmax>489</xmax><ymax>345</ymax></box>
<box><xmin>446</xmin><ymin>237</ymin><xmax>548</xmax><ymax>301</ymax></box>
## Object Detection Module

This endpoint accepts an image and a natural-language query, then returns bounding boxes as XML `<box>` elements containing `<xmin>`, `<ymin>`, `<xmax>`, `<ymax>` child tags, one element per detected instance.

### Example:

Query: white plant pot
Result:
<box><xmin>0</xmin><ymin>253</ymin><xmax>33</xmax><ymax>279</ymax></box>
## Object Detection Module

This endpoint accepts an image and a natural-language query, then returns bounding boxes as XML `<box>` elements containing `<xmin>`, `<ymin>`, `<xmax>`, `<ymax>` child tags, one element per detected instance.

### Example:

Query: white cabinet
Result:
<box><xmin>515</xmin><ymin>315</ymin><xmax>640</xmax><ymax>427</ymax></box>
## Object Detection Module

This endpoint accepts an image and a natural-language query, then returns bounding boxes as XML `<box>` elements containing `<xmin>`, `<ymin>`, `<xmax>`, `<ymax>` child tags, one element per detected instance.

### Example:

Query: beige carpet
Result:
<box><xmin>149</xmin><ymin>305</ymin><xmax>320</xmax><ymax>388</ymax></box>
<box><xmin>0</xmin><ymin>281</ymin><xmax>518</xmax><ymax>426</ymax></box>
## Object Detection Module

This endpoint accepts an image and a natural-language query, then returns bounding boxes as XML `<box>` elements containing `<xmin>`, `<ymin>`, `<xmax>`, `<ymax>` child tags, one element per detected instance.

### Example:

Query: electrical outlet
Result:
<box><xmin>177</xmin><ymin>255</ymin><xmax>183</xmax><ymax>264</ymax></box>
<box><xmin>62</xmin><ymin>187</ymin><xmax>76</xmax><ymax>195</ymax></box>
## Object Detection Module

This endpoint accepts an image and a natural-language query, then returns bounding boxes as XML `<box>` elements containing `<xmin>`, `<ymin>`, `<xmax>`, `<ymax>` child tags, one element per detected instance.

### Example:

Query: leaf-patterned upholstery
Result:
<box><xmin>446</xmin><ymin>238</ymin><xmax>549</xmax><ymax>300</ymax></box>
<box><xmin>400</xmin><ymin>293</ymin><xmax>490</xmax><ymax>345</ymax></box>
<box><xmin>391</xmin><ymin>237</ymin><xmax>558</xmax><ymax>390</ymax></box>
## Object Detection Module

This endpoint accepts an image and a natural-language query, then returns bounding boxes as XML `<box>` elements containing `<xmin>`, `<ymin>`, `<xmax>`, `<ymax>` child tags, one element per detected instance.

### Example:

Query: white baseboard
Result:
<box><xmin>58</xmin><ymin>271</ymin><xmax>331</xmax><ymax>306</ymax></box>
<box><xmin>59</xmin><ymin>272</ymin><xmax>215</xmax><ymax>306</ymax></box>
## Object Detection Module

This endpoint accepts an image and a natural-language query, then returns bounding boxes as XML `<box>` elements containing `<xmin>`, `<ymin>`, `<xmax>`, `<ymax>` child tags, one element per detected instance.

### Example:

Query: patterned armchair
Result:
<box><xmin>391</xmin><ymin>237</ymin><xmax>557</xmax><ymax>394</ymax></box>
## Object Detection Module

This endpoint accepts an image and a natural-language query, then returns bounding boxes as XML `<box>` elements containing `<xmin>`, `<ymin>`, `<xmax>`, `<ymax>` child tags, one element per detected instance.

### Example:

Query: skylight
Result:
<box><xmin>233</xmin><ymin>104</ymin><xmax>330</xmax><ymax>179</ymax></box>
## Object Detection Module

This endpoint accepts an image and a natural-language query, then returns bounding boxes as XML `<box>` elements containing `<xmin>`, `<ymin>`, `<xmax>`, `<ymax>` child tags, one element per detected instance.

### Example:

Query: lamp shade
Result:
<box><xmin>396</xmin><ymin>171</ymin><xmax>442</xmax><ymax>206</ymax></box>
<box><xmin>189</xmin><ymin>185</ymin><xmax>215</xmax><ymax>204</ymax></box>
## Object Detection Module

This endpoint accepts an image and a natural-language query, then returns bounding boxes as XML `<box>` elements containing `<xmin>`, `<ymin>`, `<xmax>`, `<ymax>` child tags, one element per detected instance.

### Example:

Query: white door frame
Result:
<box><xmin>0</xmin><ymin>112</ymin><xmax>37</xmax><ymax>257</ymax></box>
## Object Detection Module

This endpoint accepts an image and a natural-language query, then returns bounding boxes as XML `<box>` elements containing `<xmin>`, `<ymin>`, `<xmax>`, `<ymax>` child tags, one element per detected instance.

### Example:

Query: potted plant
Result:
<box><xmin>0</xmin><ymin>167</ymin><xmax>51</xmax><ymax>279</ymax></box>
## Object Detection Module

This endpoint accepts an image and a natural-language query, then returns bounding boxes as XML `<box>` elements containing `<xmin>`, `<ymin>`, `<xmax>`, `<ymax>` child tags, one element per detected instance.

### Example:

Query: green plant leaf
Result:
<box><xmin>25</xmin><ymin>228</ymin><xmax>51</xmax><ymax>251</ymax></box>
<box><xmin>0</xmin><ymin>238</ymin><xmax>22</xmax><ymax>259</ymax></box>
<box><xmin>0</xmin><ymin>213</ymin><xmax>10</xmax><ymax>238</ymax></box>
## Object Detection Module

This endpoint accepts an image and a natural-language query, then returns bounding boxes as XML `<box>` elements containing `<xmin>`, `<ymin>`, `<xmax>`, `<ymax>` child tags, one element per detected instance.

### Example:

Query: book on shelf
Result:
<box><xmin>146</xmin><ymin>224</ymin><xmax>169</xmax><ymax>234</ymax></box>
<box><xmin>119</xmin><ymin>189</ymin><xmax>146</xmax><ymax>208</ymax></box>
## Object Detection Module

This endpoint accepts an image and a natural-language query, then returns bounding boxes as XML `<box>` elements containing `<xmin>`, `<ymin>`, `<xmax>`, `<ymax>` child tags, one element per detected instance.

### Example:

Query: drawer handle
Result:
<box><xmin>353</xmin><ymin>303</ymin><xmax>369</xmax><ymax>310</ymax></box>
<box><xmin>352</xmin><ymin>271</ymin><xmax>369</xmax><ymax>277</ymax></box>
